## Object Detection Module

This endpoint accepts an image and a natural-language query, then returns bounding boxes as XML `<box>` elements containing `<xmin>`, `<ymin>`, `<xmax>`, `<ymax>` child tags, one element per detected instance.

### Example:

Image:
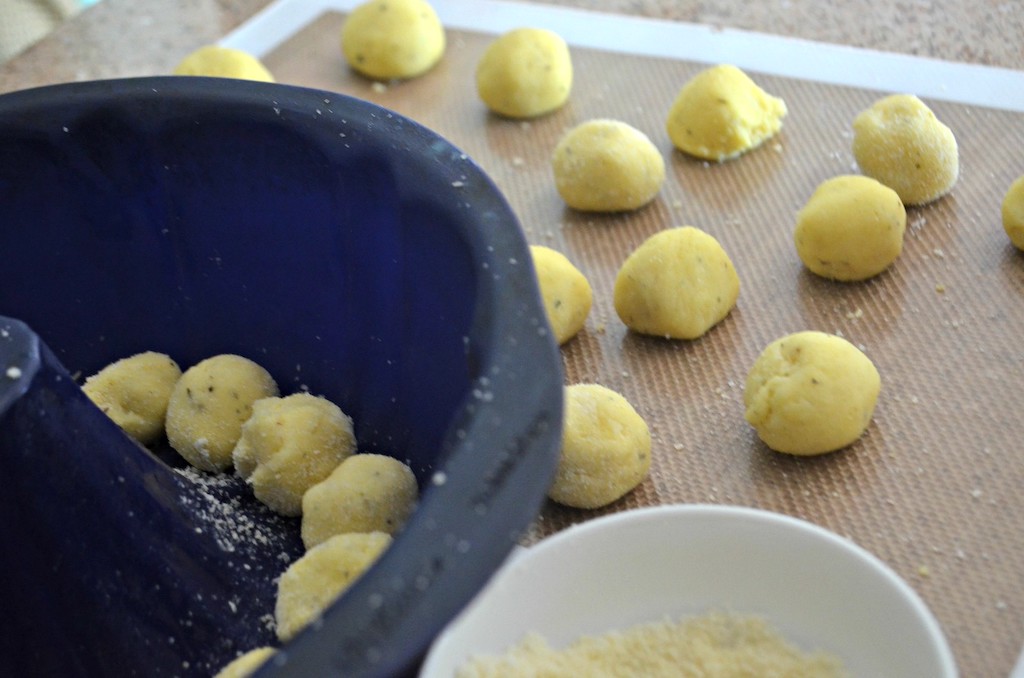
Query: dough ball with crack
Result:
<box><xmin>233</xmin><ymin>392</ymin><xmax>357</xmax><ymax>517</ymax></box>
<box><xmin>275</xmin><ymin>531</ymin><xmax>392</xmax><ymax>642</ymax></box>
<box><xmin>302</xmin><ymin>454</ymin><xmax>418</xmax><ymax>549</ymax></box>
<box><xmin>1002</xmin><ymin>175</ymin><xmax>1024</xmax><ymax>251</ymax></box>
<box><xmin>852</xmin><ymin>94</ymin><xmax>959</xmax><ymax>205</ymax></box>
<box><xmin>213</xmin><ymin>647</ymin><xmax>276</xmax><ymax>678</ymax></box>
<box><xmin>795</xmin><ymin>175</ymin><xmax>907</xmax><ymax>281</ymax></box>
<box><xmin>341</xmin><ymin>0</ymin><xmax>445</xmax><ymax>80</ymax></box>
<box><xmin>614</xmin><ymin>226</ymin><xmax>740</xmax><ymax>340</ymax></box>
<box><xmin>82</xmin><ymin>352</ymin><xmax>182</xmax><ymax>445</ymax></box>
<box><xmin>476</xmin><ymin>28</ymin><xmax>572</xmax><ymax>118</ymax></box>
<box><xmin>166</xmin><ymin>354</ymin><xmax>279</xmax><ymax>473</ymax></box>
<box><xmin>552</xmin><ymin>119</ymin><xmax>665</xmax><ymax>212</ymax></box>
<box><xmin>172</xmin><ymin>45</ymin><xmax>274</xmax><ymax>82</ymax></box>
<box><xmin>530</xmin><ymin>245</ymin><xmax>593</xmax><ymax>345</ymax></box>
<box><xmin>548</xmin><ymin>384</ymin><xmax>651</xmax><ymax>509</ymax></box>
<box><xmin>743</xmin><ymin>331</ymin><xmax>881</xmax><ymax>456</ymax></box>
<box><xmin>666</xmin><ymin>64</ymin><xmax>787</xmax><ymax>161</ymax></box>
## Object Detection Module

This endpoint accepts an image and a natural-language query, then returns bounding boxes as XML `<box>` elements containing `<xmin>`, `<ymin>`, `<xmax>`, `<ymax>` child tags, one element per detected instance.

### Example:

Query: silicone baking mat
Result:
<box><xmin>255</xmin><ymin>9</ymin><xmax>1024</xmax><ymax>676</ymax></box>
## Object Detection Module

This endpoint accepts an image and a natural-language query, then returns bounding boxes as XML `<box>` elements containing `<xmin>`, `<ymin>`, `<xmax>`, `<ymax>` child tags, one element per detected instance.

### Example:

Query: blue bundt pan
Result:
<box><xmin>0</xmin><ymin>77</ymin><xmax>563</xmax><ymax>677</ymax></box>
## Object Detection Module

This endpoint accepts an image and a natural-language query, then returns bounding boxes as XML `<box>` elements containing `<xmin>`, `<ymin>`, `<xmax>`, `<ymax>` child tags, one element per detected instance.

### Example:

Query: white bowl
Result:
<box><xmin>420</xmin><ymin>504</ymin><xmax>957</xmax><ymax>677</ymax></box>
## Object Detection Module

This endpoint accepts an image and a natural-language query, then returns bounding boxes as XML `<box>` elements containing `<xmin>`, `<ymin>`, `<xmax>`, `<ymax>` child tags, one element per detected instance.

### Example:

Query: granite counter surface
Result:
<box><xmin>1</xmin><ymin>0</ymin><xmax>1021</xmax><ymax>94</ymax></box>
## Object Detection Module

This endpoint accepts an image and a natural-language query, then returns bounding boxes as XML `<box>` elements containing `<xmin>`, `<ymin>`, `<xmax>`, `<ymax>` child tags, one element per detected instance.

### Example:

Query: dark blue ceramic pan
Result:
<box><xmin>0</xmin><ymin>77</ymin><xmax>563</xmax><ymax>677</ymax></box>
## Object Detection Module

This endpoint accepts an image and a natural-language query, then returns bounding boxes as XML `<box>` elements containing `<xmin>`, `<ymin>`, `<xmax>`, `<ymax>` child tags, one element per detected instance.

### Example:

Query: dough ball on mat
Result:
<box><xmin>341</xmin><ymin>0</ymin><xmax>445</xmax><ymax>80</ymax></box>
<box><xmin>851</xmin><ymin>94</ymin><xmax>959</xmax><ymax>205</ymax></box>
<box><xmin>476</xmin><ymin>27</ymin><xmax>572</xmax><ymax>118</ymax></box>
<box><xmin>233</xmin><ymin>392</ymin><xmax>357</xmax><ymax>517</ymax></box>
<box><xmin>166</xmin><ymin>354</ymin><xmax>279</xmax><ymax>473</ymax></box>
<box><xmin>743</xmin><ymin>331</ymin><xmax>881</xmax><ymax>456</ymax></box>
<box><xmin>548</xmin><ymin>384</ymin><xmax>651</xmax><ymax>509</ymax></box>
<box><xmin>795</xmin><ymin>175</ymin><xmax>907</xmax><ymax>281</ymax></box>
<box><xmin>302</xmin><ymin>454</ymin><xmax>418</xmax><ymax>549</ymax></box>
<box><xmin>172</xmin><ymin>45</ymin><xmax>275</xmax><ymax>82</ymax></box>
<box><xmin>82</xmin><ymin>351</ymin><xmax>181</xmax><ymax>445</ymax></box>
<box><xmin>275</xmin><ymin>531</ymin><xmax>392</xmax><ymax>642</ymax></box>
<box><xmin>666</xmin><ymin>64</ymin><xmax>787</xmax><ymax>162</ymax></box>
<box><xmin>529</xmin><ymin>245</ymin><xmax>593</xmax><ymax>345</ymax></box>
<box><xmin>1002</xmin><ymin>175</ymin><xmax>1024</xmax><ymax>251</ymax></box>
<box><xmin>212</xmin><ymin>647</ymin><xmax>276</xmax><ymax>678</ymax></box>
<box><xmin>614</xmin><ymin>226</ymin><xmax>740</xmax><ymax>340</ymax></box>
<box><xmin>552</xmin><ymin>119</ymin><xmax>665</xmax><ymax>212</ymax></box>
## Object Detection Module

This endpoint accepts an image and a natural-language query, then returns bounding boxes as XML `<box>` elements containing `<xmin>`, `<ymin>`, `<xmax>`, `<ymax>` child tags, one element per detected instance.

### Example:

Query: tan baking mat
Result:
<box><xmin>263</xmin><ymin>12</ymin><xmax>1024</xmax><ymax>676</ymax></box>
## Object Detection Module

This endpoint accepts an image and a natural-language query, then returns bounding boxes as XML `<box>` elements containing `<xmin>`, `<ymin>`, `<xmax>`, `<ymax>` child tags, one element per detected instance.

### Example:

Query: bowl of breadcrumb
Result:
<box><xmin>421</xmin><ymin>504</ymin><xmax>956</xmax><ymax>678</ymax></box>
<box><xmin>0</xmin><ymin>76</ymin><xmax>562</xmax><ymax>678</ymax></box>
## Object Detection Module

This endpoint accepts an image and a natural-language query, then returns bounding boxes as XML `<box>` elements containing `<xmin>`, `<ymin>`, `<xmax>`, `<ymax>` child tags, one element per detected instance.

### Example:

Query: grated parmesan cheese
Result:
<box><xmin>456</xmin><ymin>612</ymin><xmax>848</xmax><ymax>678</ymax></box>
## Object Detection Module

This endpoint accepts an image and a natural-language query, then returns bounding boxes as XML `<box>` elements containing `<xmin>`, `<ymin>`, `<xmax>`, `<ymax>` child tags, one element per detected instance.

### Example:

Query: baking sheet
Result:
<box><xmin>228</xmin><ymin>4</ymin><xmax>1024</xmax><ymax>675</ymax></box>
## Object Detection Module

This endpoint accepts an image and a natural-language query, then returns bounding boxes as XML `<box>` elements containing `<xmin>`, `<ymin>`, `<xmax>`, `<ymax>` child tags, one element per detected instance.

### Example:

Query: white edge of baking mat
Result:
<box><xmin>220</xmin><ymin>0</ymin><xmax>1024</xmax><ymax>113</ymax></box>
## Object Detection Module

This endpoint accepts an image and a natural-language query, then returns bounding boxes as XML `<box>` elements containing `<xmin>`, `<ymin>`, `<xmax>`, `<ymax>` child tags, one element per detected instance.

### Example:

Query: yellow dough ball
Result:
<box><xmin>213</xmin><ymin>647</ymin><xmax>276</xmax><ymax>678</ymax></box>
<box><xmin>165</xmin><ymin>354</ymin><xmax>279</xmax><ymax>473</ymax></box>
<box><xmin>614</xmin><ymin>226</ymin><xmax>740</xmax><ymax>340</ymax></box>
<box><xmin>666</xmin><ymin>64</ymin><xmax>787</xmax><ymax>162</ymax></box>
<box><xmin>172</xmin><ymin>45</ymin><xmax>275</xmax><ymax>82</ymax></box>
<box><xmin>1002</xmin><ymin>175</ymin><xmax>1024</xmax><ymax>250</ymax></box>
<box><xmin>476</xmin><ymin>28</ymin><xmax>572</xmax><ymax>118</ymax></box>
<box><xmin>552</xmin><ymin>119</ymin><xmax>665</xmax><ymax>212</ymax></box>
<box><xmin>852</xmin><ymin>94</ymin><xmax>959</xmax><ymax>205</ymax></box>
<box><xmin>529</xmin><ymin>245</ymin><xmax>593</xmax><ymax>345</ymax></box>
<box><xmin>341</xmin><ymin>0</ymin><xmax>445</xmax><ymax>80</ymax></box>
<box><xmin>743</xmin><ymin>331</ymin><xmax>881</xmax><ymax>456</ymax></box>
<box><xmin>301</xmin><ymin>454</ymin><xmax>418</xmax><ymax>549</ymax></box>
<box><xmin>794</xmin><ymin>175</ymin><xmax>907</xmax><ymax>281</ymax></box>
<box><xmin>275</xmin><ymin>531</ymin><xmax>392</xmax><ymax>642</ymax></box>
<box><xmin>548</xmin><ymin>384</ymin><xmax>651</xmax><ymax>509</ymax></box>
<box><xmin>232</xmin><ymin>393</ymin><xmax>357</xmax><ymax>517</ymax></box>
<box><xmin>82</xmin><ymin>351</ymin><xmax>182</xmax><ymax>445</ymax></box>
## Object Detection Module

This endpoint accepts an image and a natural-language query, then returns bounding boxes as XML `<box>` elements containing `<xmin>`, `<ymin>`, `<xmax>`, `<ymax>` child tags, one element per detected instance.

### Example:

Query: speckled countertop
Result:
<box><xmin>0</xmin><ymin>0</ymin><xmax>1021</xmax><ymax>94</ymax></box>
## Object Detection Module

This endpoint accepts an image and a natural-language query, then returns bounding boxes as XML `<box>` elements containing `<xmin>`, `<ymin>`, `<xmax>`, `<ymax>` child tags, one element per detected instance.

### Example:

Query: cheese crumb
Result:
<box><xmin>457</xmin><ymin>612</ymin><xmax>847</xmax><ymax>677</ymax></box>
